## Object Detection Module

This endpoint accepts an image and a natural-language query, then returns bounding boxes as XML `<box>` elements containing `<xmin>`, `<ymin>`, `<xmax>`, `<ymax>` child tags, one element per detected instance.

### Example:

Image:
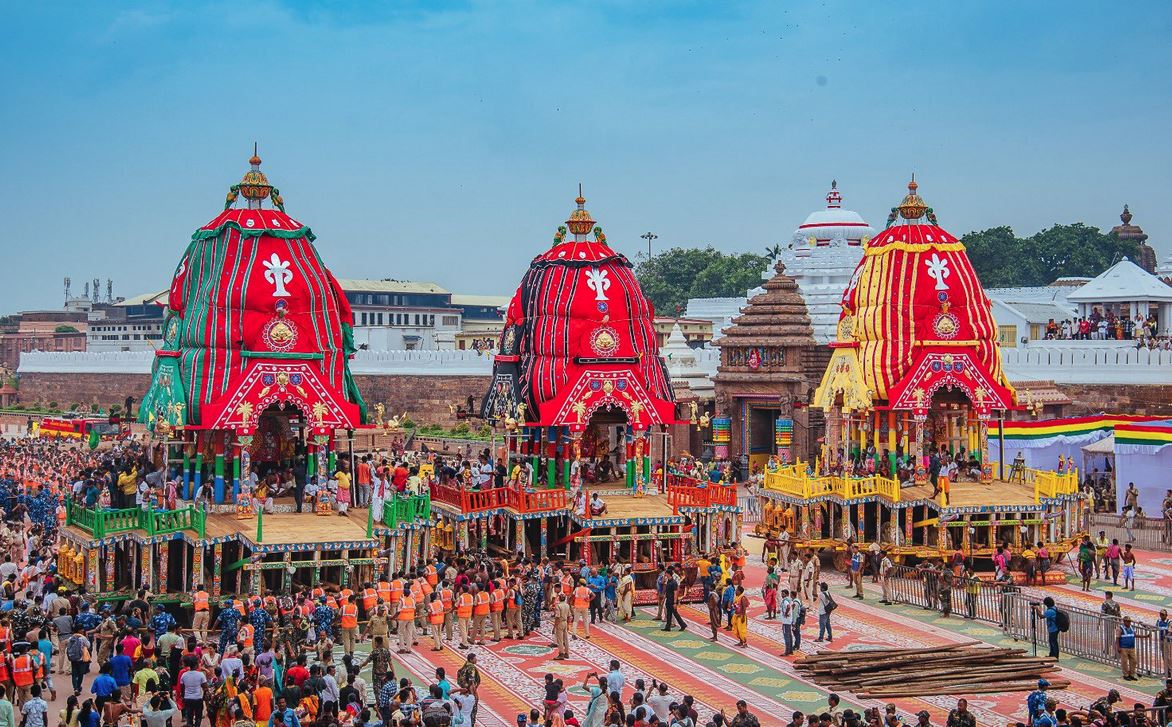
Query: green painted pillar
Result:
<box><xmin>530</xmin><ymin>429</ymin><xmax>540</xmax><ymax>488</ymax></box>
<box><xmin>182</xmin><ymin>449</ymin><xmax>192</xmax><ymax>499</ymax></box>
<box><xmin>256</xmin><ymin>506</ymin><xmax>264</xmax><ymax>543</ymax></box>
<box><xmin>194</xmin><ymin>452</ymin><xmax>204</xmax><ymax>499</ymax></box>
<box><xmin>233</xmin><ymin>452</ymin><xmax>241</xmax><ymax>499</ymax></box>
<box><xmin>626</xmin><ymin>459</ymin><xmax>635</xmax><ymax>490</ymax></box>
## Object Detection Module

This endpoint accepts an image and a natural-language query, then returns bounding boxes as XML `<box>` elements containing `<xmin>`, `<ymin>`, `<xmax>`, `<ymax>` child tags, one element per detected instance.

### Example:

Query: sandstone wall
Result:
<box><xmin>1054</xmin><ymin>384</ymin><xmax>1172</xmax><ymax>417</ymax></box>
<box><xmin>16</xmin><ymin>372</ymin><xmax>491</xmax><ymax>426</ymax></box>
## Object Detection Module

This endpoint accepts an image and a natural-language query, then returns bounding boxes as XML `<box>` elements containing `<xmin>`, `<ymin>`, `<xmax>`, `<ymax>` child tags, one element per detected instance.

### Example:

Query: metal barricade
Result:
<box><xmin>1090</xmin><ymin>513</ymin><xmax>1172</xmax><ymax>552</ymax></box>
<box><xmin>884</xmin><ymin>565</ymin><xmax>1014</xmax><ymax>624</ymax></box>
<box><xmin>1002</xmin><ymin>592</ymin><xmax>1166</xmax><ymax>677</ymax></box>
<box><xmin>738</xmin><ymin>493</ymin><xmax>762</xmax><ymax>524</ymax></box>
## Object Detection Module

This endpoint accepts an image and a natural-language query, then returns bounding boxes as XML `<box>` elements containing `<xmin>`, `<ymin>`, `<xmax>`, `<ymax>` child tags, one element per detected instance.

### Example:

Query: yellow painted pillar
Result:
<box><xmin>887</xmin><ymin>411</ymin><xmax>896</xmax><ymax>452</ymax></box>
<box><xmin>872</xmin><ymin>411</ymin><xmax>880</xmax><ymax>450</ymax></box>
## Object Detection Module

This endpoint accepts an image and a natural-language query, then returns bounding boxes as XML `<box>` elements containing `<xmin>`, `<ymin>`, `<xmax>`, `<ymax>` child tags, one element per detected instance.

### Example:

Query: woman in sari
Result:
<box><xmin>580</xmin><ymin>673</ymin><xmax>608</xmax><ymax>727</ymax></box>
<box><xmin>616</xmin><ymin>567</ymin><xmax>635</xmax><ymax>623</ymax></box>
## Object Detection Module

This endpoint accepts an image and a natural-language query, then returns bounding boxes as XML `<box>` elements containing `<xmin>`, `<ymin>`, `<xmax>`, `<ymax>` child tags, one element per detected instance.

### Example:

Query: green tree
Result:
<box><xmin>54</xmin><ymin>325</ymin><xmax>79</xmax><ymax>333</ymax></box>
<box><xmin>635</xmin><ymin>246</ymin><xmax>769</xmax><ymax>315</ymax></box>
<box><xmin>962</xmin><ymin>224</ymin><xmax>1140</xmax><ymax>288</ymax></box>
<box><xmin>962</xmin><ymin>226</ymin><xmax>1035</xmax><ymax>287</ymax></box>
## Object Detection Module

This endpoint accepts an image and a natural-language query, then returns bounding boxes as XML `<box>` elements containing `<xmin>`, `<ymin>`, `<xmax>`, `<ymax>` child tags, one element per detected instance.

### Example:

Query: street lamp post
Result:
<box><xmin>641</xmin><ymin>231</ymin><xmax>658</xmax><ymax>261</ymax></box>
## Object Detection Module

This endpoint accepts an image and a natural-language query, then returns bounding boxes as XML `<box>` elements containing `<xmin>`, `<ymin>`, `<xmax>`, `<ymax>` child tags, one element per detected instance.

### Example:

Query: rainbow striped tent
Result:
<box><xmin>1115</xmin><ymin>419</ymin><xmax>1172</xmax><ymax>514</ymax></box>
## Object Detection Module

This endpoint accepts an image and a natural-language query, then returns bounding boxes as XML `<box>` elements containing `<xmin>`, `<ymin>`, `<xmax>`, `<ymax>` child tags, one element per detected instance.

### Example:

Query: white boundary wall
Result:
<box><xmin>16</xmin><ymin>345</ymin><xmax>1172</xmax><ymax>385</ymax></box>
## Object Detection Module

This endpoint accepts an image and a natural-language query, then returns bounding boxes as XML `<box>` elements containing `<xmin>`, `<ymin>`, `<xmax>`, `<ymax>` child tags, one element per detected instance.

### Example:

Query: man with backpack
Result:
<box><xmin>65</xmin><ymin>630</ymin><xmax>91</xmax><ymax>696</ymax></box>
<box><xmin>816</xmin><ymin>581</ymin><xmax>836</xmax><ymax>643</ymax></box>
<box><xmin>1034</xmin><ymin>597</ymin><xmax>1064</xmax><ymax>659</ymax></box>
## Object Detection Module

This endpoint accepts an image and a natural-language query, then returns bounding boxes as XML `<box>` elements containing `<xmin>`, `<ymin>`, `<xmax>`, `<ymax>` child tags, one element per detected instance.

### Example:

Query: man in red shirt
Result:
<box><xmin>286</xmin><ymin>654</ymin><xmax>311</xmax><ymax>687</ymax></box>
<box><xmin>392</xmin><ymin>462</ymin><xmax>409</xmax><ymax>493</ymax></box>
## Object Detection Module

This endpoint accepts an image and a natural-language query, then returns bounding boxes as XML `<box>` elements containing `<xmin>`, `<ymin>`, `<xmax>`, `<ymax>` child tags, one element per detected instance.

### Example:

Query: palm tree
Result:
<box><xmin>764</xmin><ymin>243</ymin><xmax>784</xmax><ymax>259</ymax></box>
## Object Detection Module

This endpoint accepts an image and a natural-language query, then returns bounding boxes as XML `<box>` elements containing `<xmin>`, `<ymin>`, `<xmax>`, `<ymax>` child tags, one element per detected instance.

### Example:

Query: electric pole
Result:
<box><xmin>641</xmin><ymin>231</ymin><xmax>658</xmax><ymax>261</ymax></box>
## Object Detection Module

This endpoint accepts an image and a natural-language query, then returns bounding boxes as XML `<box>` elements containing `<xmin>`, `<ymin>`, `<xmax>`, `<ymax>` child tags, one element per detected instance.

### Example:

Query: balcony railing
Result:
<box><xmin>428</xmin><ymin>482</ymin><xmax>566</xmax><ymax>515</ymax></box>
<box><xmin>513</xmin><ymin>487</ymin><xmax>567</xmax><ymax>514</ymax></box>
<box><xmin>65</xmin><ymin>501</ymin><xmax>206</xmax><ymax>539</ymax></box>
<box><xmin>764</xmin><ymin>461</ymin><xmax>1079</xmax><ymax>505</ymax></box>
<box><xmin>664</xmin><ymin>473</ymin><xmax>738</xmax><ymax>512</ymax></box>
<box><xmin>382</xmin><ymin>493</ymin><xmax>432</xmax><ymax>528</ymax></box>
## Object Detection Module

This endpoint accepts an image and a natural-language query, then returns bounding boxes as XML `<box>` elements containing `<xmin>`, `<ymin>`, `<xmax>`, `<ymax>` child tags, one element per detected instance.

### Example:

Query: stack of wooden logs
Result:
<box><xmin>794</xmin><ymin>643</ymin><xmax>1068</xmax><ymax>698</ymax></box>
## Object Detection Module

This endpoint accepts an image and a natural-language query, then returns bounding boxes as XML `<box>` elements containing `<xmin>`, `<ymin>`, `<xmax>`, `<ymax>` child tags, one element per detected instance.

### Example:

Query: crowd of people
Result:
<box><xmin>1040</xmin><ymin>311</ymin><xmax>1163</xmax><ymax>344</ymax></box>
<box><xmin>2</xmin><ymin>434</ymin><xmax>1171</xmax><ymax>727</ymax></box>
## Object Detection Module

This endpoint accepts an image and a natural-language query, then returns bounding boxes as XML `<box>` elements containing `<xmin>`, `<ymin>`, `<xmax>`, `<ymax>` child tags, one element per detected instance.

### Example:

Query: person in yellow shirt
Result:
<box><xmin>117</xmin><ymin>464</ymin><xmax>138</xmax><ymax>509</ymax></box>
<box><xmin>1022</xmin><ymin>546</ymin><xmax>1037</xmax><ymax>585</ymax></box>
<box><xmin>334</xmin><ymin>461</ymin><xmax>352</xmax><ymax>516</ymax></box>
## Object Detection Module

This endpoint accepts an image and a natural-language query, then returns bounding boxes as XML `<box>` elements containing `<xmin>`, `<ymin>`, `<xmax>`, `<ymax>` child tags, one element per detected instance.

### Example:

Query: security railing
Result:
<box><xmin>1090</xmin><ymin>513</ymin><xmax>1172</xmax><ymax>552</ymax></box>
<box><xmin>1003</xmin><ymin>593</ymin><xmax>1164</xmax><ymax>677</ymax></box>
<box><xmin>882</xmin><ymin>564</ymin><xmax>1166</xmax><ymax>676</ymax></box>
<box><xmin>885</xmin><ymin>565</ymin><xmax>1016</xmax><ymax>625</ymax></box>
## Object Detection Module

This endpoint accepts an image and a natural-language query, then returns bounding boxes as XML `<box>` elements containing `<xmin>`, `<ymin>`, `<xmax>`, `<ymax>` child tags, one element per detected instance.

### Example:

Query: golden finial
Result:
<box><xmin>238</xmin><ymin>143</ymin><xmax>273</xmax><ymax>207</ymax></box>
<box><xmin>896</xmin><ymin>174</ymin><xmax>929</xmax><ymax>222</ymax></box>
<box><xmin>566</xmin><ymin>183</ymin><xmax>596</xmax><ymax>238</ymax></box>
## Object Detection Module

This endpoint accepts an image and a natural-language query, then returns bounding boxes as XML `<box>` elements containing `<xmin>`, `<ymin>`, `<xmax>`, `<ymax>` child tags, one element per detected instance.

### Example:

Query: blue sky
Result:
<box><xmin>2</xmin><ymin>1</ymin><xmax>1170</xmax><ymax>310</ymax></box>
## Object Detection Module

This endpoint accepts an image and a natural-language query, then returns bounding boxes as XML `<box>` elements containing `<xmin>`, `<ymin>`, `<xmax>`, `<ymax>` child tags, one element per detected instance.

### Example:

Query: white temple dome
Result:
<box><xmin>791</xmin><ymin>180</ymin><xmax>877</xmax><ymax>247</ymax></box>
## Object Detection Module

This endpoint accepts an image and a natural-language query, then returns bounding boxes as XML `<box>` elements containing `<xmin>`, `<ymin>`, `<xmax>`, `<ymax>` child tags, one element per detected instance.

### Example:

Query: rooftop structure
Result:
<box><xmin>714</xmin><ymin>262</ymin><xmax>822</xmax><ymax>468</ymax></box>
<box><xmin>1110</xmin><ymin>204</ymin><xmax>1157</xmax><ymax>274</ymax></box>
<box><xmin>773</xmin><ymin>181</ymin><xmax>877</xmax><ymax>343</ymax></box>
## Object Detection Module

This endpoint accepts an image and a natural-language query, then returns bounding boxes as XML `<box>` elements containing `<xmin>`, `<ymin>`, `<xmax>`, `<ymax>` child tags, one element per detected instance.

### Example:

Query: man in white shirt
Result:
<box><xmin>780</xmin><ymin>589</ymin><xmax>796</xmax><ymax>656</ymax></box>
<box><xmin>321</xmin><ymin>665</ymin><xmax>341</xmax><ymax>707</ymax></box>
<box><xmin>221</xmin><ymin>647</ymin><xmax>244</xmax><ymax>682</ymax></box>
<box><xmin>647</xmin><ymin>682</ymin><xmax>673</xmax><ymax>721</ymax></box>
